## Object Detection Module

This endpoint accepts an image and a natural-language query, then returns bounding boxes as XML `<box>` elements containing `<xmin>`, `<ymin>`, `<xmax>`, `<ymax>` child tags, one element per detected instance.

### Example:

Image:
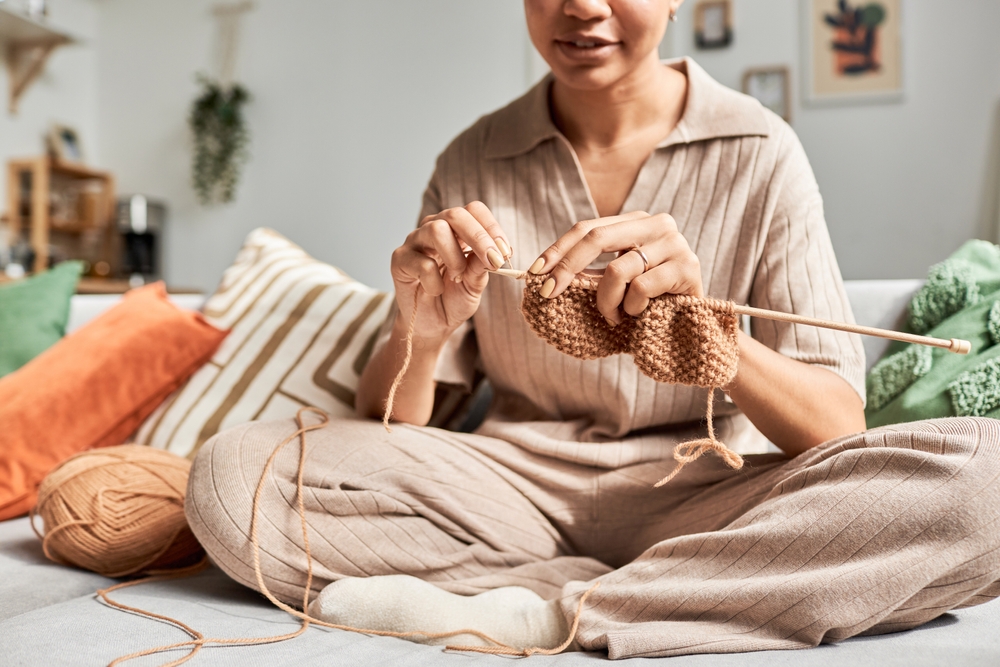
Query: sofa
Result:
<box><xmin>1</xmin><ymin>280</ymin><xmax>997</xmax><ymax>666</ymax></box>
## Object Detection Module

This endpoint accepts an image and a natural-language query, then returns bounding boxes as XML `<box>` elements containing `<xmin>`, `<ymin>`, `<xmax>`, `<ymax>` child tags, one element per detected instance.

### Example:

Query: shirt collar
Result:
<box><xmin>483</xmin><ymin>57</ymin><xmax>771</xmax><ymax>160</ymax></box>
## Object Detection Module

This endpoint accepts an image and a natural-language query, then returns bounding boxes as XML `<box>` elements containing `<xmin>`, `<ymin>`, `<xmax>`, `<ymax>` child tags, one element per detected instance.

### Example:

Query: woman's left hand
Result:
<box><xmin>530</xmin><ymin>211</ymin><xmax>703</xmax><ymax>325</ymax></box>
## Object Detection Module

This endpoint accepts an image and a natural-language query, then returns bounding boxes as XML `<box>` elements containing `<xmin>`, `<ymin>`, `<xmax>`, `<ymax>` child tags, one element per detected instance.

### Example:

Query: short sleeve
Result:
<box><xmin>748</xmin><ymin>126</ymin><xmax>867</xmax><ymax>404</ymax></box>
<box><xmin>368</xmin><ymin>158</ymin><xmax>479</xmax><ymax>392</ymax></box>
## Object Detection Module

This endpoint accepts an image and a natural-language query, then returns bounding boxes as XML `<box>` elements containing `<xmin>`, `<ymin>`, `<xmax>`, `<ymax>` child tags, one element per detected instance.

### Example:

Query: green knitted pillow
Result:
<box><xmin>904</xmin><ymin>240</ymin><xmax>1000</xmax><ymax>334</ymax></box>
<box><xmin>866</xmin><ymin>294</ymin><xmax>1000</xmax><ymax>426</ymax></box>
<box><xmin>866</xmin><ymin>345</ymin><xmax>933</xmax><ymax>412</ymax></box>
<box><xmin>906</xmin><ymin>259</ymin><xmax>980</xmax><ymax>334</ymax></box>
<box><xmin>948</xmin><ymin>357</ymin><xmax>1000</xmax><ymax>417</ymax></box>
<box><xmin>866</xmin><ymin>240</ymin><xmax>1000</xmax><ymax>427</ymax></box>
<box><xmin>988</xmin><ymin>300</ymin><xmax>1000</xmax><ymax>345</ymax></box>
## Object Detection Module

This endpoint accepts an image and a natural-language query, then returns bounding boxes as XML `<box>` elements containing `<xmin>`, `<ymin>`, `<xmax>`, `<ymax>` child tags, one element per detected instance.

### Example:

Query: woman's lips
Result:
<box><xmin>555</xmin><ymin>39</ymin><xmax>621</xmax><ymax>62</ymax></box>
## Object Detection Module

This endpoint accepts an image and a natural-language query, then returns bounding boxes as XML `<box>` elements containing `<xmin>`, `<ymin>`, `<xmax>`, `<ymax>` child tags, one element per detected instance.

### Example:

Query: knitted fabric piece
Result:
<box><xmin>520</xmin><ymin>275</ymin><xmax>631</xmax><ymax>360</ymax></box>
<box><xmin>520</xmin><ymin>274</ymin><xmax>743</xmax><ymax>485</ymax></box>
<box><xmin>866</xmin><ymin>344</ymin><xmax>933</xmax><ymax>412</ymax></box>
<box><xmin>948</xmin><ymin>356</ymin><xmax>1000</xmax><ymax>417</ymax></box>
<box><xmin>989</xmin><ymin>301</ymin><xmax>1000</xmax><ymax>346</ymax></box>
<box><xmin>520</xmin><ymin>275</ymin><xmax>739</xmax><ymax>388</ymax></box>
<box><xmin>907</xmin><ymin>259</ymin><xmax>981</xmax><ymax>334</ymax></box>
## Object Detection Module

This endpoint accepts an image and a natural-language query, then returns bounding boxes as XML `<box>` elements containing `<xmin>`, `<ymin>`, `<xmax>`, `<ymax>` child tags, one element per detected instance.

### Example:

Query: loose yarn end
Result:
<box><xmin>100</xmin><ymin>407</ymin><xmax>597</xmax><ymax>666</ymax></box>
<box><xmin>383</xmin><ymin>288</ymin><xmax>421</xmax><ymax>433</ymax></box>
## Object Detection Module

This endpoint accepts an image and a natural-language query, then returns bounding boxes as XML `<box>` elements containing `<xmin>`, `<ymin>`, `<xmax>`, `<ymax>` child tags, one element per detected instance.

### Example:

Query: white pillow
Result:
<box><xmin>135</xmin><ymin>228</ymin><xmax>392</xmax><ymax>458</ymax></box>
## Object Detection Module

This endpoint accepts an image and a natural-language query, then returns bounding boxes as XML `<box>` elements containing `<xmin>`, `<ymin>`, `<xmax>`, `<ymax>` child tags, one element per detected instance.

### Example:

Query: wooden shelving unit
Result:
<box><xmin>0</xmin><ymin>6</ymin><xmax>75</xmax><ymax>114</ymax></box>
<box><xmin>6</xmin><ymin>156</ymin><xmax>116</xmax><ymax>274</ymax></box>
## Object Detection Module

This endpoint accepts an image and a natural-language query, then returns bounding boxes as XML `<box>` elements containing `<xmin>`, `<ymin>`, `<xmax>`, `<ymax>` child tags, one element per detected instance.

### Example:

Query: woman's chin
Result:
<box><xmin>549</xmin><ymin>64</ymin><xmax>630</xmax><ymax>93</ymax></box>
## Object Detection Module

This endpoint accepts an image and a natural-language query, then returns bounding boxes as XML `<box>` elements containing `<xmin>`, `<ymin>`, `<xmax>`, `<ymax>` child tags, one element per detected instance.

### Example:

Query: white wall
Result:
<box><xmin>0</xmin><ymin>0</ymin><xmax>100</xmax><ymax>216</ymax></box>
<box><xmin>8</xmin><ymin>1</ymin><xmax>1000</xmax><ymax>289</ymax></box>
<box><xmin>664</xmin><ymin>0</ymin><xmax>1000</xmax><ymax>280</ymax></box>
<box><xmin>96</xmin><ymin>0</ymin><xmax>531</xmax><ymax>292</ymax></box>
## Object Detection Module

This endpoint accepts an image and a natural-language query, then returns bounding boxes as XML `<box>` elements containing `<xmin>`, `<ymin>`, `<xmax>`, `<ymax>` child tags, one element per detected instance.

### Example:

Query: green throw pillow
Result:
<box><xmin>866</xmin><ymin>240</ymin><xmax>1000</xmax><ymax>427</ymax></box>
<box><xmin>0</xmin><ymin>261</ymin><xmax>84</xmax><ymax>377</ymax></box>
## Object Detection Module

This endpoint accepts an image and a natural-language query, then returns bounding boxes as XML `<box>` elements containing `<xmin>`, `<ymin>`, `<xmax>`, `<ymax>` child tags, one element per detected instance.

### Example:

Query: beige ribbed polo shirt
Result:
<box><xmin>383</xmin><ymin>57</ymin><xmax>865</xmax><ymax>458</ymax></box>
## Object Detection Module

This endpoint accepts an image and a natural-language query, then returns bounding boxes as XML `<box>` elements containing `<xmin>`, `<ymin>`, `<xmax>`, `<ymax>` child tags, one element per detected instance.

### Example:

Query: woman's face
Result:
<box><xmin>524</xmin><ymin>0</ymin><xmax>681</xmax><ymax>91</ymax></box>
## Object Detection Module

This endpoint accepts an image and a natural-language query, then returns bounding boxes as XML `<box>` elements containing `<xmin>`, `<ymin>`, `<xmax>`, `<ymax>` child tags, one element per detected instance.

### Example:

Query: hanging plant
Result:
<box><xmin>189</xmin><ymin>75</ymin><xmax>250</xmax><ymax>205</ymax></box>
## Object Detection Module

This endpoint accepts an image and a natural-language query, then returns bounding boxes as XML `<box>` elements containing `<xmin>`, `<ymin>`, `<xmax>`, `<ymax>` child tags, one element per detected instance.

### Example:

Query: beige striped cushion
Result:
<box><xmin>135</xmin><ymin>228</ymin><xmax>392</xmax><ymax>458</ymax></box>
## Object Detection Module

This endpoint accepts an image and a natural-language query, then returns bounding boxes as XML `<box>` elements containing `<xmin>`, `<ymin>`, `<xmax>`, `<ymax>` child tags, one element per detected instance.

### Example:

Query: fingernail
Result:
<box><xmin>539</xmin><ymin>278</ymin><xmax>555</xmax><ymax>298</ymax></box>
<box><xmin>528</xmin><ymin>257</ymin><xmax>545</xmax><ymax>274</ymax></box>
<box><xmin>452</xmin><ymin>273</ymin><xmax>463</xmax><ymax>283</ymax></box>
<box><xmin>605</xmin><ymin>316</ymin><xmax>617</xmax><ymax>328</ymax></box>
<box><xmin>495</xmin><ymin>238</ymin><xmax>512</xmax><ymax>259</ymax></box>
<box><xmin>487</xmin><ymin>248</ymin><xmax>504</xmax><ymax>269</ymax></box>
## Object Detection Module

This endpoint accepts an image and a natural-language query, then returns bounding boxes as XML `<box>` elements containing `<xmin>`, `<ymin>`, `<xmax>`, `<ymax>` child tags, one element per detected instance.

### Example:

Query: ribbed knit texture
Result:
<box><xmin>186</xmin><ymin>415</ymin><xmax>1000</xmax><ymax>658</ymax></box>
<box><xmin>376</xmin><ymin>57</ymin><xmax>865</xmax><ymax>454</ymax></box>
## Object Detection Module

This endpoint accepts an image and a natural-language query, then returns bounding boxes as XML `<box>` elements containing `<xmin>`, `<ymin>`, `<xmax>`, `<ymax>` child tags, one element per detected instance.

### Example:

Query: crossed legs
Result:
<box><xmin>185</xmin><ymin>415</ymin><xmax>1000</xmax><ymax>658</ymax></box>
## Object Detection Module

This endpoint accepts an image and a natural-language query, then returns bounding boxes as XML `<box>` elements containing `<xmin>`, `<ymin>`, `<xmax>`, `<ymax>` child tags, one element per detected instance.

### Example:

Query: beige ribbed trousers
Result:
<box><xmin>185</xmin><ymin>416</ymin><xmax>1000</xmax><ymax>659</ymax></box>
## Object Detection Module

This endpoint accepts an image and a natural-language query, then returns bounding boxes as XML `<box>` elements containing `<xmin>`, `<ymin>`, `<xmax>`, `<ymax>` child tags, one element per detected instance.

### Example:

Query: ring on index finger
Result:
<box><xmin>623</xmin><ymin>245</ymin><xmax>650</xmax><ymax>273</ymax></box>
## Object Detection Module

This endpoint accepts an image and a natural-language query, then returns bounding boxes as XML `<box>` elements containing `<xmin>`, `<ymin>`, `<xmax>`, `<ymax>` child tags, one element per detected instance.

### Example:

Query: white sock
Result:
<box><xmin>307</xmin><ymin>575</ymin><xmax>569</xmax><ymax>649</ymax></box>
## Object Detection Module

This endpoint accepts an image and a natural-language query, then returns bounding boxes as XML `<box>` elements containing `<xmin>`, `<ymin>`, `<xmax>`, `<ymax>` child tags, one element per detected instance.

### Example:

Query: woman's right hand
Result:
<box><xmin>390</xmin><ymin>201</ymin><xmax>512</xmax><ymax>342</ymax></box>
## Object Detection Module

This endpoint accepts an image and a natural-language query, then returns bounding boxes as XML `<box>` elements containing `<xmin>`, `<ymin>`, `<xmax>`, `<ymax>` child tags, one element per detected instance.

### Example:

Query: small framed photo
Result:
<box><xmin>743</xmin><ymin>66</ymin><xmax>791</xmax><ymax>122</ymax></box>
<box><xmin>47</xmin><ymin>124</ymin><xmax>84</xmax><ymax>163</ymax></box>
<box><xmin>695</xmin><ymin>0</ymin><xmax>732</xmax><ymax>50</ymax></box>
<box><xmin>801</xmin><ymin>0</ymin><xmax>903</xmax><ymax>105</ymax></box>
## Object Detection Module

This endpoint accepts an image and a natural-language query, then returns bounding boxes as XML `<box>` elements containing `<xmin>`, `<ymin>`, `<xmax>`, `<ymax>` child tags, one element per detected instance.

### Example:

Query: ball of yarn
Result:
<box><xmin>34</xmin><ymin>445</ymin><xmax>204</xmax><ymax>578</ymax></box>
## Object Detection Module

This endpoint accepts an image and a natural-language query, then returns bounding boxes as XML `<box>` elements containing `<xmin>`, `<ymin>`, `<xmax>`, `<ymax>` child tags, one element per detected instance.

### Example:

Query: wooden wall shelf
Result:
<box><xmin>0</xmin><ymin>7</ymin><xmax>75</xmax><ymax>113</ymax></box>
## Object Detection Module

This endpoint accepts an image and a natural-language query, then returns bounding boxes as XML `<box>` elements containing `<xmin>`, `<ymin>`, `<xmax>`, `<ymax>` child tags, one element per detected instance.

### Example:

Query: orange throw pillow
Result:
<box><xmin>0</xmin><ymin>283</ymin><xmax>227</xmax><ymax>521</ymax></box>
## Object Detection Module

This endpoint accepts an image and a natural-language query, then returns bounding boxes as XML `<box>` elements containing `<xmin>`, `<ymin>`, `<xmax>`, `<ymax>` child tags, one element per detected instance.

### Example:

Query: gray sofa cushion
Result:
<box><xmin>2</xmin><ymin>516</ymin><xmax>998</xmax><ymax>666</ymax></box>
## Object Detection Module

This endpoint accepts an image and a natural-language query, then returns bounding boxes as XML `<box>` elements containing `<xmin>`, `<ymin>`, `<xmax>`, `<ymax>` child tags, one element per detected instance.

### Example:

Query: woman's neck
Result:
<box><xmin>550</xmin><ymin>54</ymin><xmax>687</xmax><ymax>153</ymax></box>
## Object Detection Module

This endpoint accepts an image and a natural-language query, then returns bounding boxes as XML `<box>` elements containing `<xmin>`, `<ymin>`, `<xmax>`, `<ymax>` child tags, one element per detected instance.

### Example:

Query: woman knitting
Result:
<box><xmin>186</xmin><ymin>0</ymin><xmax>1000</xmax><ymax>657</ymax></box>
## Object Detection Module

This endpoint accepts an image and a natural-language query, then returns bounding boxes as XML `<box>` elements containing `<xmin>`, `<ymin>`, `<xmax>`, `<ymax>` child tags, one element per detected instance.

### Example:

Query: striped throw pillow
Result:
<box><xmin>135</xmin><ymin>228</ymin><xmax>392</xmax><ymax>458</ymax></box>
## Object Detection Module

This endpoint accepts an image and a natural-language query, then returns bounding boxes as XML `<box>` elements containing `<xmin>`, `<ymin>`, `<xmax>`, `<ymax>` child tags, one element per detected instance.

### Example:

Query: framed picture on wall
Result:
<box><xmin>743</xmin><ymin>66</ymin><xmax>791</xmax><ymax>123</ymax></box>
<box><xmin>801</xmin><ymin>0</ymin><xmax>902</xmax><ymax>105</ymax></box>
<box><xmin>46</xmin><ymin>124</ymin><xmax>85</xmax><ymax>163</ymax></box>
<box><xmin>694</xmin><ymin>0</ymin><xmax>732</xmax><ymax>50</ymax></box>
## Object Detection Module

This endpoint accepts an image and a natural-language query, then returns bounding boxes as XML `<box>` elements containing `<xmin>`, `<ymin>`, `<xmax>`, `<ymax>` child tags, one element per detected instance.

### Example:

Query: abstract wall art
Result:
<box><xmin>802</xmin><ymin>0</ymin><xmax>902</xmax><ymax>105</ymax></box>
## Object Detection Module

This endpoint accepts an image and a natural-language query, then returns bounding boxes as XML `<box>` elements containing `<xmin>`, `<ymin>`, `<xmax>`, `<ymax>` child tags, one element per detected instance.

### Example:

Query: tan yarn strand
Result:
<box><xmin>383</xmin><ymin>288</ymin><xmax>421</xmax><ymax>433</ymax></box>
<box><xmin>247</xmin><ymin>407</ymin><xmax>596</xmax><ymax>653</ymax></box>
<box><xmin>654</xmin><ymin>392</ymin><xmax>744</xmax><ymax>487</ymax></box>
<box><xmin>98</xmin><ymin>560</ymin><xmax>213</xmax><ymax>667</ymax></box>
<box><xmin>100</xmin><ymin>562</ymin><xmax>310</xmax><ymax>667</ymax></box>
<box><xmin>102</xmin><ymin>407</ymin><xmax>597</xmax><ymax>666</ymax></box>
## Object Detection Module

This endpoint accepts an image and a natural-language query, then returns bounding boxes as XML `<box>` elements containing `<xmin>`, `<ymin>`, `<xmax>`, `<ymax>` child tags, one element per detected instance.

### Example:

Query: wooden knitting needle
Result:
<box><xmin>492</xmin><ymin>268</ymin><xmax>971</xmax><ymax>355</ymax></box>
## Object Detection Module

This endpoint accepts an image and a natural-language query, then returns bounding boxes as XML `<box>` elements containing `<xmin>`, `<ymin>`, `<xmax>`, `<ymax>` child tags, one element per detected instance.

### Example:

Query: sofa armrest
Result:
<box><xmin>843</xmin><ymin>279</ymin><xmax>923</xmax><ymax>370</ymax></box>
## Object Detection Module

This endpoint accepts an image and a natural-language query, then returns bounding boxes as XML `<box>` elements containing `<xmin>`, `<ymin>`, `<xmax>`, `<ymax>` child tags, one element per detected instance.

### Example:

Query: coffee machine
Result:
<box><xmin>116</xmin><ymin>195</ymin><xmax>165</xmax><ymax>286</ymax></box>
